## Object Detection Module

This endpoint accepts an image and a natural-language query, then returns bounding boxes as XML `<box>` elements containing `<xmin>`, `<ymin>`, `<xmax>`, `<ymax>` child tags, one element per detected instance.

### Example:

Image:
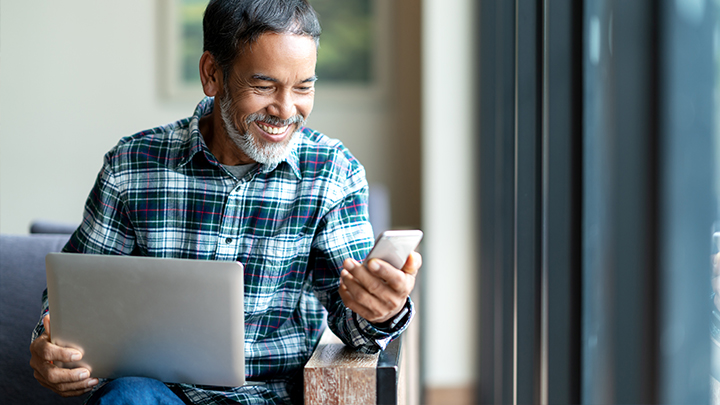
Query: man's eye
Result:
<box><xmin>254</xmin><ymin>86</ymin><xmax>272</xmax><ymax>91</ymax></box>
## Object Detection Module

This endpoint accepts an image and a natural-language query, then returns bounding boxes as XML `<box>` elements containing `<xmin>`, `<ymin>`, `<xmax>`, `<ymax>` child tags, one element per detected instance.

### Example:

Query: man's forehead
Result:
<box><xmin>227</xmin><ymin>33</ymin><xmax>317</xmax><ymax>81</ymax></box>
<box><xmin>237</xmin><ymin>32</ymin><xmax>317</xmax><ymax>56</ymax></box>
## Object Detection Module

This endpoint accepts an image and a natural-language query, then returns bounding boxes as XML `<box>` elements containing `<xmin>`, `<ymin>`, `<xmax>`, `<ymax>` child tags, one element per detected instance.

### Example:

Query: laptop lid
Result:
<box><xmin>45</xmin><ymin>253</ymin><xmax>245</xmax><ymax>387</ymax></box>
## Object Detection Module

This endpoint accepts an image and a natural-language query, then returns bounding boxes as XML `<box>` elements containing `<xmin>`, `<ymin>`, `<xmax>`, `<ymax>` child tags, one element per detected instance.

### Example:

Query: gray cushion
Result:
<box><xmin>0</xmin><ymin>234</ymin><xmax>87</xmax><ymax>404</ymax></box>
<box><xmin>29</xmin><ymin>220</ymin><xmax>79</xmax><ymax>235</ymax></box>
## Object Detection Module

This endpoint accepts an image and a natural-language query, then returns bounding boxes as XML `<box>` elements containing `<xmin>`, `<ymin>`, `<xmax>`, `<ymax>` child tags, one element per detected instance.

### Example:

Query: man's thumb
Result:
<box><xmin>42</xmin><ymin>314</ymin><xmax>51</xmax><ymax>339</ymax></box>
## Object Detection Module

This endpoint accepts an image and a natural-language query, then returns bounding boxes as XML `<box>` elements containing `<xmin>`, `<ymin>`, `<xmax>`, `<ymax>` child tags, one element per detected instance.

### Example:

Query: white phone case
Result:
<box><xmin>366</xmin><ymin>230</ymin><xmax>424</xmax><ymax>269</ymax></box>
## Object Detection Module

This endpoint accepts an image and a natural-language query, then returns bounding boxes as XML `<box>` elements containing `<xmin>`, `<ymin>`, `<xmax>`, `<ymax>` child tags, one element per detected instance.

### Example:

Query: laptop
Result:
<box><xmin>45</xmin><ymin>253</ymin><xmax>246</xmax><ymax>387</ymax></box>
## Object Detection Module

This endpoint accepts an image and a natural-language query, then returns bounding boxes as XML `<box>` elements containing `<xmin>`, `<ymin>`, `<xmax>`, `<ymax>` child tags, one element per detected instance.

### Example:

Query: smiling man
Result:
<box><xmin>28</xmin><ymin>0</ymin><xmax>420</xmax><ymax>404</ymax></box>
<box><xmin>203</xmin><ymin>30</ymin><xmax>317</xmax><ymax>167</ymax></box>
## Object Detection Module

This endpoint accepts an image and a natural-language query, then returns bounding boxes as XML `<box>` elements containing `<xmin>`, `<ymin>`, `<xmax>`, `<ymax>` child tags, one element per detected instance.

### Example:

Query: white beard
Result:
<box><xmin>218</xmin><ymin>94</ymin><xmax>303</xmax><ymax>166</ymax></box>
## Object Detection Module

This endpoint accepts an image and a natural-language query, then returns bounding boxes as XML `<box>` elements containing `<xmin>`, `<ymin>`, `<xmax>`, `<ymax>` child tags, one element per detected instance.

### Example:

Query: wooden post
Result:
<box><xmin>304</xmin><ymin>329</ymin><xmax>379</xmax><ymax>405</ymax></box>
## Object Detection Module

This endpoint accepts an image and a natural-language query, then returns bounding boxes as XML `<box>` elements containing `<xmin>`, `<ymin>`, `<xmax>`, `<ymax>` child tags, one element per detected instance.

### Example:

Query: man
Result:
<box><xmin>28</xmin><ymin>0</ymin><xmax>421</xmax><ymax>403</ymax></box>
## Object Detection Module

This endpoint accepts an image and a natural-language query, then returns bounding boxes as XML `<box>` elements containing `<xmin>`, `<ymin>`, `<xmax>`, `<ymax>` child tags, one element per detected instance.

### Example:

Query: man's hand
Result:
<box><xmin>29</xmin><ymin>315</ymin><xmax>98</xmax><ymax>397</ymax></box>
<box><xmin>338</xmin><ymin>251</ymin><xmax>422</xmax><ymax>324</ymax></box>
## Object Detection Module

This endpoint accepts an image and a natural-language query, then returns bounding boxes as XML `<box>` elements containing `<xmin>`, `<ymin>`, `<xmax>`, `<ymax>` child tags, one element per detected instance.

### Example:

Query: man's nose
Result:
<box><xmin>267</xmin><ymin>90</ymin><xmax>296</xmax><ymax>121</ymax></box>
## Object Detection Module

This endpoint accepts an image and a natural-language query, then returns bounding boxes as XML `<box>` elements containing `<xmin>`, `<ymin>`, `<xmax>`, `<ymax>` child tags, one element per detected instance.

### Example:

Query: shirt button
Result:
<box><xmin>225</xmin><ymin>237</ymin><xmax>233</xmax><ymax>244</ymax></box>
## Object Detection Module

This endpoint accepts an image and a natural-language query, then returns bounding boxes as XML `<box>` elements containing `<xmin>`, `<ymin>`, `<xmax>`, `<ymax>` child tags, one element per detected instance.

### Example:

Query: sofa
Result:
<box><xmin>0</xmin><ymin>232</ymin><xmax>86</xmax><ymax>404</ymax></box>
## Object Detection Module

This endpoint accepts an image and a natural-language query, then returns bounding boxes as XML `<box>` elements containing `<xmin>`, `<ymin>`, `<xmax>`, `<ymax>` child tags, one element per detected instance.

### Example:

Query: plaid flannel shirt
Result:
<box><xmin>32</xmin><ymin>97</ymin><xmax>413</xmax><ymax>404</ymax></box>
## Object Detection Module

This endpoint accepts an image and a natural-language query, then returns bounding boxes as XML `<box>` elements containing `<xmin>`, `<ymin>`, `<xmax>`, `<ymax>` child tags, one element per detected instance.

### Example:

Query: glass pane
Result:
<box><xmin>583</xmin><ymin>0</ymin><xmax>716</xmax><ymax>402</ymax></box>
<box><xmin>662</xmin><ymin>0</ymin><xmax>716</xmax><ymax>403</ymax></box>
<box><xmin>174</xmin><ymin>0</ymin><xmax>375</xmax><ymax>86</ymax></box>
<box><xmin>309</xmin><ymin>0</ymin><xmax>374</xmax><ymax>83</ymax></box>
<box><xmin>712</xmin><ymin>0</ymin><xmax>720</xmax><ymax>400</ymax></box>
<box><xmin>180</xmin><ymin>0</ymin><xmax>209</xmax><ymax>85</ymax></box>
<box><xmin>582</xmin><ymin>1</ymin><xmax>610</xmax><ymax>403</ymax></box>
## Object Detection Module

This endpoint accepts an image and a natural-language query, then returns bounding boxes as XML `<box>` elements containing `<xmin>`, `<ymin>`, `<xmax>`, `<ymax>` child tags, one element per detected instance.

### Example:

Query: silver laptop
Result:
<box><xmin>45</xmin><ymin>253</ymin><xmax>246</xmax><ymax>387</ymax></box>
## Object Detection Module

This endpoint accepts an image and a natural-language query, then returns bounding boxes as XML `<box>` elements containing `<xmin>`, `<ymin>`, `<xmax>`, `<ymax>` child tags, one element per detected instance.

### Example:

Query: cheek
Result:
<box><xmin>298</xmin><ymin>97</ymin><xmax>314</xmax><ymax>119</ymax></box>
<box><xmin>234</xmin><ymin>115</ymin><xmax>250</xmax><ymax>133</ymax></box>
<box><xmin>231</xmin><ymin>95</ymin><xmax>266</xmax><ymax>129</ymax></box>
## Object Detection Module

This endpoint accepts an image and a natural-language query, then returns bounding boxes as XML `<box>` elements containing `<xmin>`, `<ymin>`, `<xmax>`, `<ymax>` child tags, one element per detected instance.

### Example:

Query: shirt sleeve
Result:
<box><xmin>31</xmin><ymin>154</ymin><xmax>137</xmax><ymax>340</ymax></box>
<box><xmin>310</xmin><ymin>168</ymin><xmax>415</xmax><ymax>354</ymax></box>
<box><xmin>30</xmin><ymin>289</ymin><xmax>49</xmax><ymax>343</ymax></box>
<box><xmin>62</xmin><ymin>152</ymin><xmax>137</xmax><ymax>256</ymax></box>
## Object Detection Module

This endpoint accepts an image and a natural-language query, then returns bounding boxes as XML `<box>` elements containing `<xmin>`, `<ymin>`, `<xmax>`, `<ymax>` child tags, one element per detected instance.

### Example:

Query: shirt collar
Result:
<box><xmin>177</xmin><ymin>97</ymin><xmax>216</xmax><ymax>168</ymax></box>
<box><xmin>180</xmin><ymin>97</ymin><xmax>302</xmax><ymax>180</ymax></box>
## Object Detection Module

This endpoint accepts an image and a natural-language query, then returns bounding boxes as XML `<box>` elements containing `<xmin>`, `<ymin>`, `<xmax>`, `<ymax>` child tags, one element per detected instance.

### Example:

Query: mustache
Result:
<box><xmin>245</xmin><ymin>113</ymin><xmax>305</xmax><ymax>127</ymax></box>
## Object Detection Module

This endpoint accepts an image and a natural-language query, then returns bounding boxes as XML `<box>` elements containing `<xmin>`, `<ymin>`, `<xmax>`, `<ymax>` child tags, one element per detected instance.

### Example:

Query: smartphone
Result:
<box><xmin>365</xmin><ymin>230</ymin><xmax>424</xmax><ymax>269</ymax></box>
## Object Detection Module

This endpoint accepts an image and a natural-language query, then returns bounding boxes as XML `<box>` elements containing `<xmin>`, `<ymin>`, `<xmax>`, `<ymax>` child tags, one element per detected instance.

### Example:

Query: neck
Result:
<box><xmin>199</xmin><ymin>109</ymin><xmax>254</xmax><ymax>166</ymax></box>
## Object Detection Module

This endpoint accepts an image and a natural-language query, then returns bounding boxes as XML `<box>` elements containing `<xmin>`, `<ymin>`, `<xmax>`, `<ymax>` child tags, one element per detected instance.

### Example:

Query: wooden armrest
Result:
<box><xmin>304</xmin><ymin>328</ymin><xmax>405</xmax><ymax>405</ymax></box>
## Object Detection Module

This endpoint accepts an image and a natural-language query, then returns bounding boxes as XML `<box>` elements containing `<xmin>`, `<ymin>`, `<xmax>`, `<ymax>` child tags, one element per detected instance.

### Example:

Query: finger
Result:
<box><xmin>58</xmin><ymin>386</ymin><xmax>96</xmax><ymax>398</ymax></box>
<box><xmin>339</xmin><ymin>284</ymin><xmax>388</xmax><ymax>323</ymax></box>
<box><xmin>341</xmin><ymin>272</ymin><xmax>404</xmax><ymax>321</ymax></box>
<box><xmin>339</xmin><ymin>270</ymin><xmax>353</xmax><ymax>295</ymax></box>
<box><xmin>341</xmin><ymin>268</ymin><xmax>388</xmax><ymax>301</ymax></box>
<box><xmin>343</xmin><ymin>258</ymin><xmax>361</xmax><ymax>271</ymax></box>
<box><xmin>338</xmin><ymin>279</ymin><xmax>371</xmax><ymax>317</ymax></box>
<box><xmin>340</xmin><ymin>272</ymin><xmax>379</xmax><ymax>311</ymax></box>
<box><xmin>36</xmin><ymin>370</ymin><xmax>98</xmax><ymax>397</ymax></box>
<box><xmin>30</xmin><ymin>321</ymin><xmax>96</xmax><ymax>396</ymax></box>
<box><xmin>40</xmin><ymin>367</ymin><xmax>97</xmax><ymax>387</ymax></box>
<box><xmin>401</xmin><ymin>251</ymin><xmax>422</xmax><ymax>276</ymax></box>
<box><xmin>35</xmin><ymin>376</ymin><xmax>95</xmax><ymax>398</ymax></box>
<box><xmin>30</xmin><ymin>333</ymin><xmax>85</xmax><ymax>389</ymax></box>
<box><xmin>30</xmin><ymin>345</ymin><xmax>87</xmax><ymax>381</ymax></box>
<box><xmin>365</xmin><ymin>259</ymin><xmax>412</xmax><ymax>293</ymax></box>
<box><xmin>33</xmin><ymin>362</ymin><xmax>98</xmax><ymax>394</ymax></box>
<box><xmin>35</xmin><ymin>339</ymin><xmax>83</xmax><ymax>364</ymax></box>
<box><xmin>340</xmin><ymin>268</ymin><xmax>357</xmax><ymax>285</ymax></box>
<box><xmin>348</xmin><ymin>262</ymin><xmax>400</xmax><ymax>297</ymax></box>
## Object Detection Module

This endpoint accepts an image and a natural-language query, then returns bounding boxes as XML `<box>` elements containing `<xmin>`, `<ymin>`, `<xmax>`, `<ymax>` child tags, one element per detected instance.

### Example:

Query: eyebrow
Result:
<box><xmin>251</xmin><ymin>74</ymin><xmax>318</xmax><ymax>84</ymax></box>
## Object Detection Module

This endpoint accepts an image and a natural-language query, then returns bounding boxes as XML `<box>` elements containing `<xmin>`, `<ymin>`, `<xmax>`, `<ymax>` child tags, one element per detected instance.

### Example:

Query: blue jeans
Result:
<box><xmin>86</xmin><ymin>377</ymin><xmax>191</xmax><ymax>405</ymax></box>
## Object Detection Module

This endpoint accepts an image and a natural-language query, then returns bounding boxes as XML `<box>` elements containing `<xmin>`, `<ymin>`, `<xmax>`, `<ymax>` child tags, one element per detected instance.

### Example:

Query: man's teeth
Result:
<box><xmin>257</xmin><ymin>123</ymin><xmax>288</xmax><ymax>135</ymax></box>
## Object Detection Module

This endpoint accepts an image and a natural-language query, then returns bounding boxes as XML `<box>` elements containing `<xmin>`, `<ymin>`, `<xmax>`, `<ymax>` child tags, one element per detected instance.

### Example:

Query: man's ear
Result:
<box><xmin>199</xmin><ymin>51</ymin><xmax>222</xmax><ymax>97</ymax></box>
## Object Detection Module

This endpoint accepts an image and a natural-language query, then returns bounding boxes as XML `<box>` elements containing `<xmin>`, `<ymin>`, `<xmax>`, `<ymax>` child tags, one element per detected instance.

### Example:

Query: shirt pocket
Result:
<box><xmin>241</xmin><ymin>235</ymin><xmax>307</xmax><ymax>318</ymax></box>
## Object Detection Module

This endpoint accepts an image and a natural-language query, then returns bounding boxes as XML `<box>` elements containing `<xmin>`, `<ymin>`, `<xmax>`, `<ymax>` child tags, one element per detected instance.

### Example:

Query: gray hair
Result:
<box><xmin>203</xmin><ymin>0</ymin><xmax>321</xmax><ymax>80</ymax></box>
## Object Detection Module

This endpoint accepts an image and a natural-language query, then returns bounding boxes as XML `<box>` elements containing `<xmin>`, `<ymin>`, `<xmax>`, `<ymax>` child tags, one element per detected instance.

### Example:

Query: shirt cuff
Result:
<box><xmin>353</xmin><ymin>297</ymin><xmax>414</xmax><ymax>349</ymax></box>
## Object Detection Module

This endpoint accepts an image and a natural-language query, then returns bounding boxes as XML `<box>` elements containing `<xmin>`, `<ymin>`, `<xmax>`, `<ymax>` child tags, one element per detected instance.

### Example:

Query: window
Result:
<box><xmin>476</xmin><ymin>0</ymin><xmax>717</xmax><ymax>403</ymax></box>
<box><xmin>157</xmin><ymin>0</ymin><xmax>380</xmax><ymax>100</ymax></box>
<box><xmin>310</xmin><ymin>0</ymin><xmax>374</xmax><ymax>83</ymax></box>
